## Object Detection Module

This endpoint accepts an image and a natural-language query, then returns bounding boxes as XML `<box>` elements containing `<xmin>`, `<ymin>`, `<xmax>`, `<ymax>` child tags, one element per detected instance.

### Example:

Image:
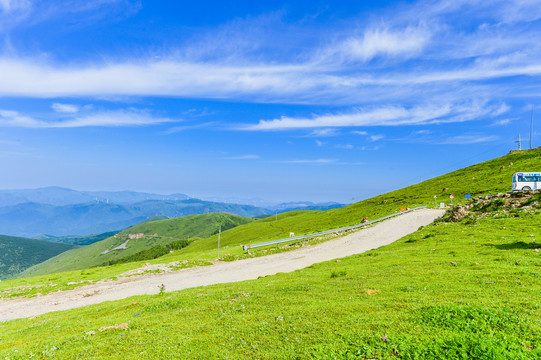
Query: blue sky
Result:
<box><xmin>0</xmin><ymin>0</ymin><xmax>540</xmax><ymax>204</ymax></box>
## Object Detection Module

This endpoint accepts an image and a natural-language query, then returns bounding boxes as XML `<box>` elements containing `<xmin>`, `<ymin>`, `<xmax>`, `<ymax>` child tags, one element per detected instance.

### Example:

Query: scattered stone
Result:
<box><xmin>86</xmin><ymin>331</ymin><xmax>96</xmax><ymax>336</ymax></box>
<box><xmin>448</xmin><ymin>205</ymin><xmax>468</xmax><ymax>222</ymax></box>
<box><xmin>381</xmin><ymin>334</ymin><xmax>389</xmax><ymax>343</ymax></box>
<box><xmin>450</xmin><ymin>261</ymin><xmax>457</xmax><ymax>266</ymax></box>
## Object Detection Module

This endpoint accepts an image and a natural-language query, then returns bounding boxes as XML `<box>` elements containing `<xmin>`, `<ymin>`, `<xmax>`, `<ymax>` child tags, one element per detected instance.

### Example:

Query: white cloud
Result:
<box><xmin>340</xmin><ymin>26</ymin><xmax>431</xmax><ymax>62</ymax></box>
<box><xmin>224</xmin><ymin>154</ymin><xmax>260</xmax><ymax>160</ymax></box>
<box><xmin>0</xmin><ymin>0</ymin><xmax>29</xmax><ymax>12</ymax></box>
<box><xmin>492</xmin><ymin>118</ymin><xmax>515</xmax><ymax>126</ymax></box>
<box><xmin>335</xmin><ymin>144</ymin><xmax>353</xmax><ymax>149</ymax></box>
<box><xmin>307</xmin><ymin>128</ymin><xmax>340</xmax><ymax>137</ymax></box>
<box><xmin>439</xmin><ymin>134</ymin><xmax>499</xmax><ymax>144</ymax></box>
<box><xmin>370</xmin><ymin>135</ymin><xmax>385</xmax><ymax>142</ymax></box>
<box><xmin>164</xmin><ymin>122</ymin><xmax>215</xmax><ymax>134</ymax></box>
<box><xmin>0</xmin><ymin>0</ymin><xmax>11</xmax><ymax>11</ymax></box>
<box><xmin>278</xmin><ymin>158</ymin><xmax>336</xmax><ymax>164</ymax></box>
<box><xmin>51</xmin><ymin>103</ymin><xmax>79</xmax><ymax>113</ymax></box>
<box><xmin>315</xmin><ymin>140</ymin><xmax>325</xmax><ymax>147</ymax></box>
<box><xmin>0</xmin><ymin>108</ymin><xmax>176</xmax><ymax>128</ymax></box>
<box><xmin>245</xmin><ymin>101</ymin><xmax>498</xmax><ymax>130</ymax></box>
<box><xmin>351</xmin><ymin>130</ymin><xmax>368</xmax><ymax>135</ymax></box>
<box><xmin>492</xmin><ymin>103</ymin><xmax>510</xmax><ymax>116</ymax></box>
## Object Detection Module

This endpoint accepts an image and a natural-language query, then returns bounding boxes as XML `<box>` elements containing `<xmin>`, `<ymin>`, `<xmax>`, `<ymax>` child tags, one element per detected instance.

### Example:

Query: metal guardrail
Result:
<box><xmin>242</xmin><ymin>206</ymin><xmax>428</xmax><ymax>252</ymax></box>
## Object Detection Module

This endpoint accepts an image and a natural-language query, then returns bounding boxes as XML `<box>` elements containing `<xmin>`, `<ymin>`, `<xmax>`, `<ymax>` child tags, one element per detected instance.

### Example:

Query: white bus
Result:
<box><xmin>512</xmin><ymin>172</ymin><xmax>541</xmax><ymax>191</ymax></box>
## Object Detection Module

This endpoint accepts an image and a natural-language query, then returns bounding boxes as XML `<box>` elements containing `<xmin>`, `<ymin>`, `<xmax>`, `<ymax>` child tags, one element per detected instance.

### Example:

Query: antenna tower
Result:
<box><xmin>530</xmin><ymin>106</ymin><xmax>534</xmax><ymax>149</ymax></box>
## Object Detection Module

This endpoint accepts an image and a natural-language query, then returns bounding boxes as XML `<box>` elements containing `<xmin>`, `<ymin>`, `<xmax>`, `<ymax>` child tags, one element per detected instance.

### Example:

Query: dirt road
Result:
<box><xmin>0</xmin><ymin>208</ymin><xmax>445</xmax><ymax>322</ymax></box>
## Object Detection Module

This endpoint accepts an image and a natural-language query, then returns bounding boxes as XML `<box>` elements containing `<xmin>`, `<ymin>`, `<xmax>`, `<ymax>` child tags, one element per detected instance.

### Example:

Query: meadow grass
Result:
<box><xmin>1</xmin><ymin>205</ymin><xmax>540</xmax><ymax>359</ymax></box>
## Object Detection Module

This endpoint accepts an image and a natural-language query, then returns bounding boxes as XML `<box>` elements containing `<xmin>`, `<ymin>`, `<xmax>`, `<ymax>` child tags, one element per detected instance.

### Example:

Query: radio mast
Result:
<box><xmin>530</xmin><ymin>106</ymin><xmax>534</xmax><ymax>149</ymax></box>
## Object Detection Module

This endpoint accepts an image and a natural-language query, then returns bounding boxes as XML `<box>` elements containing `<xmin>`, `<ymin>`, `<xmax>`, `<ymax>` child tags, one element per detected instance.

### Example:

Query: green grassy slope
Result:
<box><xmin>178</xmin><ymin>149</ymin><xmax>541</xmax><ymax>254</ymax></box>
<box><xmin>0</xmin><ymin>235</ymin><xmax>74</xmax><ymax>280</ymax></box>
<box><xmin>19</xmin><ymin>213</ymin><xmax>253</xmax><ymax>277</ymax></box>
<box><xmin>1</xmin><ymin>194</ymin><xmax>540</xmax><ymax>358</ymax></box>
<box><xmin>35</xmin><ymin>231</ymin><xmax>120</xmax><ymax>246</ymax></box>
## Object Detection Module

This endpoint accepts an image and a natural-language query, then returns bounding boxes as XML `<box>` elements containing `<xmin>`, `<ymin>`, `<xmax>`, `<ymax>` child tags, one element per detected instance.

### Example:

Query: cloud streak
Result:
<box><xmin>51</xmin><ymin>103</ymin><xmax>79</xmax><ymax>113</ymax></box>
<box><xmin>244</xmin><ymin>101</ymin><xmax>499</xmax><ymax>130</ymax></box>
<box><xmin>223</xmin><ymin>154</ymin><xmax>260</xmax><ymax>160</ymax></box>
<box><xmin>0</xmin><ymin>109</ymin><xmax>176</xmax><ymax>128</ymax></box>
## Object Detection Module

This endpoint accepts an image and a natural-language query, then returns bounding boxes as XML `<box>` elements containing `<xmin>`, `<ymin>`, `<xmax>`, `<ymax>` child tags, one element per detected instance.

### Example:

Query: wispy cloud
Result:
<box><xmin>370</xmin><ymin>135</ymin><xmax>385</xmax><ymax>142</ymax></box>
<box><xmin>51</xmin><ymin>103</ymin><xmax>79</xmax><ymax>113</ymax></box>
<box><xmin>0</xmin><ymin>0</ymin><xmax>28</xmax><ymax>12</ymax></box>
<box><xmin>0</xmin><ymin>108</ymin><xmax>176</xmax><ymax>128</ymax></box>
<box><xmin>1</xmin><ymin>0</ymin><xmax>140</xmax><ymax>33</ymax></box>
<box><xmin>335</xmin><ymin>144</ymin><xmax>353</xmax><ymax>149</ymax></box>
<box><xmin>244</xmin><ymin>101</ymin><xmax>498</xmax><ymax>130</ymax></box>
<box><xmin>351</xmin><ymin>130</ymin><xmax>367</xmax><ymax>135</ymax></box>
<box><xmin>164</xmin><ymin>122</ymin><xmax>216</xmax><ymax>134</ymax></box>
<box><xmin>492</xmin><ymin>118</ymin><xmax>516</xmax><ymax>126</ymax></box>
<box><xmin>306</xmin><ymin>128</ymin><xmax>340</xmax><ymax>137</ymax></box>
<box><xmin>438</xmin><ymin>134</ymin><xmax>499</xmax><ymax>145</ymax></box>
<box><xmin>223</xmin><ymin>154</ymin><xmax>260</xmax><ymax>160</ymax></box>
<box><xmin>277</xmin><ymin>158</ymin><xmax>337</xmax><ymax>164</ymax></box>
<box><xmin>331</xmin><ymin>26</ymin><xmax>431</xmax><ymax>63</ymax></box>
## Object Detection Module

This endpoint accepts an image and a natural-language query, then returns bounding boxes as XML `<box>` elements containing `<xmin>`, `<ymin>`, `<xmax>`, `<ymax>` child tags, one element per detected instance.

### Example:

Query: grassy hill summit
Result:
<box><xmin>176</xmin><ymin>148</ymin><xmax>541</xmax><ymax>255</ymax></box>
<box><xmin>19</xmin><ymin>213</ymin><xmax>253</xmax><ymax>278</ymax></box>
<box><xmin>0</xmin><ymin>235</ymin><xmax>74</xmax><ymax>280</ymax></box>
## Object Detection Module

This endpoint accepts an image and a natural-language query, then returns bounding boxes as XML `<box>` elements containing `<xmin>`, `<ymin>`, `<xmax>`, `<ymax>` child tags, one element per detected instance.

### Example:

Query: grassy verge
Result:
<box><xmin>1</xmin><ymin>204</ymin><xmax>540</xmax><ymax>359</ymax></box>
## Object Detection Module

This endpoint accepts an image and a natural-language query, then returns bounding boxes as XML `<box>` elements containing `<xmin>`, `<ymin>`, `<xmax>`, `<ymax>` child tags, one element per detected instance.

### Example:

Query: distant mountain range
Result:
<box><xmin>0</xmin><ymin>187</ymin><xmax>345</xmax><ymax>238</ymax></box>
<box><xmin>0</xmin><ymin>186</ymin><xmax>189</xmax><ymax>206</ymax></box>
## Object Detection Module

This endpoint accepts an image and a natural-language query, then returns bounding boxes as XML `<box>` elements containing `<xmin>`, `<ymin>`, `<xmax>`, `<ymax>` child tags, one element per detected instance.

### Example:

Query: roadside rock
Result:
<box><xmin>449</xmin><ymin>205</ymin><xmax>468</xmax><ymax>222</ymax></box>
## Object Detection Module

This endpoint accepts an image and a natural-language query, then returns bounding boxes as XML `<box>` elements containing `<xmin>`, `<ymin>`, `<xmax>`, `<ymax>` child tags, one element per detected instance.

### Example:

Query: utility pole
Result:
<box><xmin>517</xmin><ymin>134</ymin><xmax>522</xmax><ymax>150</ymax></box>
<box><xmin>217</xmin><ymin>225</ymin><xmax>221</xmax><ymax>260</ymax></box>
